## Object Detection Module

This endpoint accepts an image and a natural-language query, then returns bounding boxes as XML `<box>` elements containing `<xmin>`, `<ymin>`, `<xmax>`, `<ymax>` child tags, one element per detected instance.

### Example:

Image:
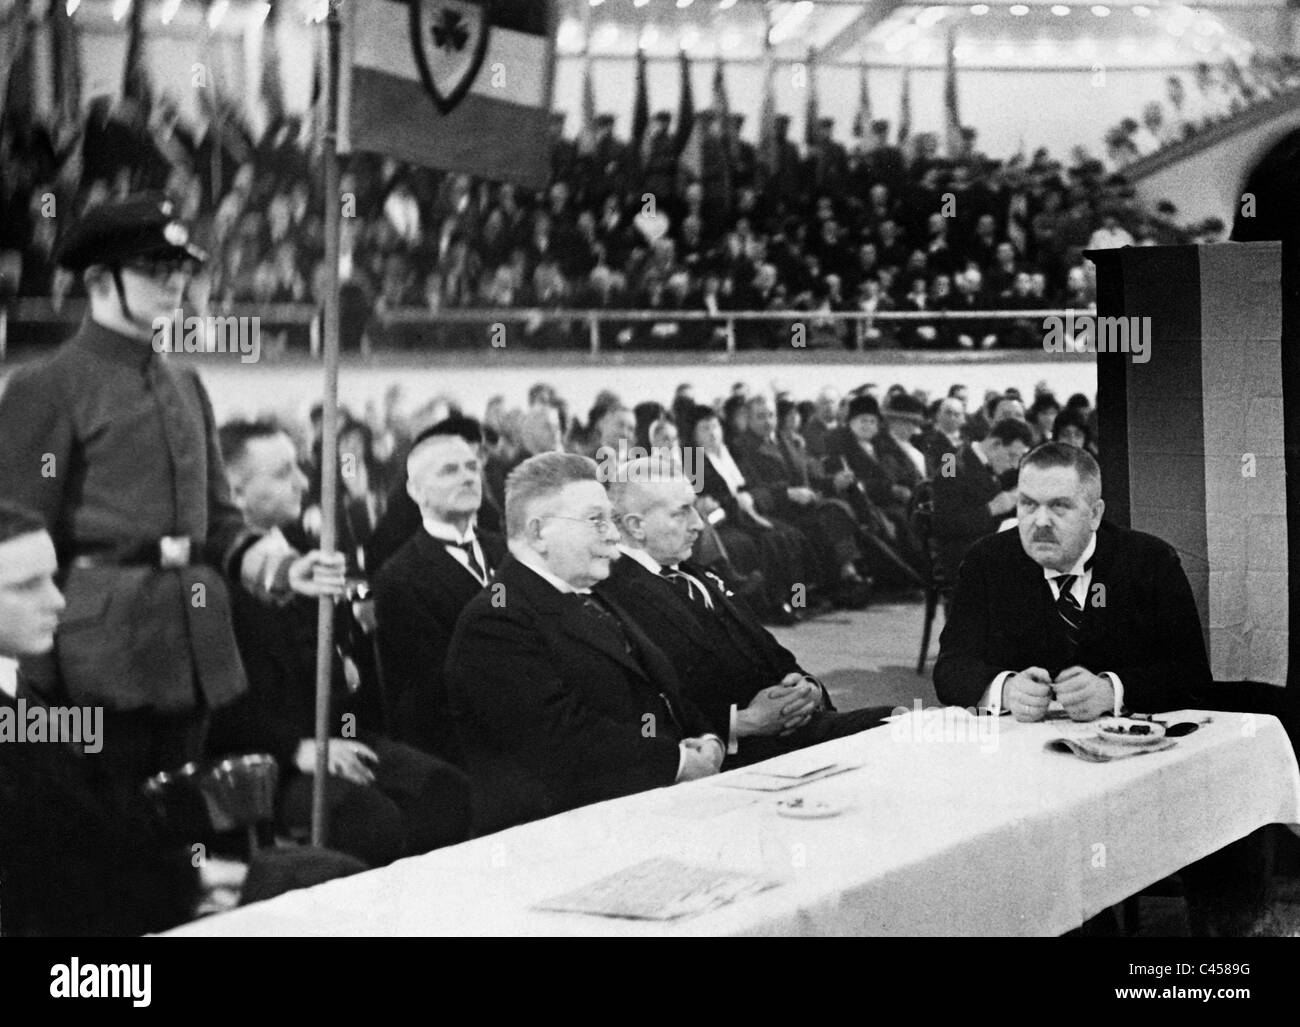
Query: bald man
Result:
<box><xmin>602</xmin><ymin>459</ymin><xmax>890</xmax><ymax>766</ymax></box>
<box><xmin>373</xmin><ymin>419</ymin><xmax>506</xmax><ymax>763</ymax></box>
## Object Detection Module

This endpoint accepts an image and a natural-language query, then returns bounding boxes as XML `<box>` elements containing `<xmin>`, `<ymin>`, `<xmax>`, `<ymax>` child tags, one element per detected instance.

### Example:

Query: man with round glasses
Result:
<box><xmin>0</xmin><ymin>193</ymin><xmax>341</xmax><ymax>795</ymax></box>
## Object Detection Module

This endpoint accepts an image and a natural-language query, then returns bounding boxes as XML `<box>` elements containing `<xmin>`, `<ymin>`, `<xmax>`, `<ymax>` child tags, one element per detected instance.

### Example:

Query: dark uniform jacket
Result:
<box><xmin>0</xmin><ymin>321</ymin><xmax>252</xmax><ymax>712</ymax></box>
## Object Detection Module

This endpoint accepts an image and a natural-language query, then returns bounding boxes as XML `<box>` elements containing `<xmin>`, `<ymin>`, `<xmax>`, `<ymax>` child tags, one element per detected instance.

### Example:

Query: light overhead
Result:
<box><xmin>1091</xmin><ymin>5</ymin><xmax>1110</xmax><ymax>16</ymax></box>
<box><xmin>1132</xmin><ymin>5</ymin><xmax>1151</xmax><ymax>16</ymax></box>
<box><xmin>110</xmin><ymin>0</ymin><xmax>130</xmax><ymax>22</ymax></box>
<box><xmin>970</xmin><ymin>4</ymin><xmax>990</xmax><ymax>14</ymax></box>
<box><xmin>207</xmin><ymin>0</ymin><xmax>229</xmax><ymax>28</ymax></box>
<box><xmin>1009</xmin><ymin>4</ymin><xmax>1029</xmax><ymax>15</ymax></box>
<box><xmin>1051</xmin><ymin>5</ymin><xmax>1071</xmax><ymax>16</ymax></box>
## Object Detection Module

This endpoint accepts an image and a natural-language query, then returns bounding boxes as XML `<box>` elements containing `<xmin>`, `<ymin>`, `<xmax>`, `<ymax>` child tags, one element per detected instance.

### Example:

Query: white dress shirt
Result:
<box><xmin>423</xmin><ymin>517</ymin><xmax>488</xmax><ymax>585</ymax></box>
<box><xmin>980</xmin><ymin>532</ymin><xmax>1126</xmax><ymax>716</ymax></box>
<box><xmin>0</xmin><ymin>656</ymin><xmax>18</xmax><ymax>699</ymax></box>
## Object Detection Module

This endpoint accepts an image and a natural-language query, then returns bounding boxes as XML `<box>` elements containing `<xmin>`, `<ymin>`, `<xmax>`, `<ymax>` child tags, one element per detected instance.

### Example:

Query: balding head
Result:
<box><xmin>610</xmin><ymin>458</ymin><xmax>703</xmax><ymax>567</ymax></box>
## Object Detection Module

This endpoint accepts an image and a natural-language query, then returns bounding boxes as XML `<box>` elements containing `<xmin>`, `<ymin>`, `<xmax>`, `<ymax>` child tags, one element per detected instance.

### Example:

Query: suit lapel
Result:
<box><xmin>414</xmin><ymin>530</ymin><xmax>484</xmax><ymax>597</ymax></box>
<box><xmin>504</xmin><ymin>559</ymin><xmax>649</xmax><ymax>680</ymax></box>
<box><xmin>609</xmin><ymin>558</ymin><xmax>715</xmax><ymax>652</ymax></box>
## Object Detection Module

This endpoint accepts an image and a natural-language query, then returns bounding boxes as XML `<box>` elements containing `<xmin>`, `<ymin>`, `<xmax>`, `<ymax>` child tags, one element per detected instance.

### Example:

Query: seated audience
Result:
<box><xmin>931</xmin><ymin>418</ymin><xmax>1034</xmax><ymax>582</ymax></box>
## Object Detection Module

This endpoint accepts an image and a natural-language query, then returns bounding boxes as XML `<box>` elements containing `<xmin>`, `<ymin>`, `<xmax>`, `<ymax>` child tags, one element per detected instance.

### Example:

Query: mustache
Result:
<box><xmin>1031</xmin><ymin>529</ymin><xmax>1058</xmax><ymax>542</ymax></box>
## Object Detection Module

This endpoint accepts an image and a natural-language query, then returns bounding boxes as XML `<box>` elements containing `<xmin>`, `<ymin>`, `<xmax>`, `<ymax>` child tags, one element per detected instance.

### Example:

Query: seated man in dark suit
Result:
<box><xmin>373</xmin><ymin>418</ymin><xmax>506</xmax><ymax>763</ymax></box>
<box><xmin>603</xmin><ymin>458</ymin><xmax>889</xmax><ymax>766</ymax></box>
<box><xmin>931</xmin><ymin>417</ymin><xmax>1033</xmax><ymax>582</ymax></box>
<box><xmin>733</xmin><ymin>394</ymin><xmax>871</xmax><ymax>607</ymax></box>
<box><xmin>445</xmin><ymin>452</ymin><xmax>724</xmax><ymax>832</ymax></box>
<box><xmin>934</xmin><ymin>443</ymin><xmax>1278</xmax><ymax>934</ymax></box>
<box><xmin>362</xmin><ymin>416</ymin><xmax>499</xmax><ymax>578</ymax></box>
<box><xmin>935</xmin><ymin>442</ymin><xmax>1211</xmax><ymax>719</ymax></box>
<box><xmin>0</xmin><ymin>502</ymin><xmax>363</xmax><ymax>935</ymax></box>
<box><xmin>211</xmin><ymin>422</ymin><xmax>471</xmax><ymax>867</ymax></box>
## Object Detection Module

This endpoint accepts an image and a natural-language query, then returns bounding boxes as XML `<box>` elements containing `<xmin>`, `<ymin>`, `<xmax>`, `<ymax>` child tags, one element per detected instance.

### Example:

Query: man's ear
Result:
<box><xmin>525</xmin><ymin>516</ymin><xmax>547</xmax><ymax>554</ymax></box>
<box><xmin>1091</xmin><ymin>497</ymin><xmax>1105</xmax><ymax>528</ymax></box>
<box><xmin>227</xmin><ymin>475</ymin><xmax>247</xmax><ymax>513</ymax></box>
<box><xmin>405</xmin><ymin>476</ymin><xmax>422</xmax><ymax>508</ymax></box>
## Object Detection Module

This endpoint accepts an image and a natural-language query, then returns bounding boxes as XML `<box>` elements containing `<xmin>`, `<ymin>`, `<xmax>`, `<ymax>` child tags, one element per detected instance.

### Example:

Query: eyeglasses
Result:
<box><xmin>546</xmin><ymin>514</ymin><xmax>619</xmax><ymax>535</ymax></box>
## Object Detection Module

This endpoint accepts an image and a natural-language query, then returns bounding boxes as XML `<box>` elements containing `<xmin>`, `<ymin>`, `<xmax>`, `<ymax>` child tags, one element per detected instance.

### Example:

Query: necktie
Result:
<box><xmin>1054</xmin><ymin>573</ymin><xmax>1082</xmax><ymax>659</ymax></box>
<box><xmin>581</xmin><ymin>593</ymin><xmax>633</xmax><ymax>655</ymax></box>
<box><xmin>447</xmin><ymin>539</ymin><xmax>486</xmax><ymax>582</ymax></box>
<box><xmin>660</xmin><ymin>567</ymin><xmax>714</xmax><ymax>611</ymax></box>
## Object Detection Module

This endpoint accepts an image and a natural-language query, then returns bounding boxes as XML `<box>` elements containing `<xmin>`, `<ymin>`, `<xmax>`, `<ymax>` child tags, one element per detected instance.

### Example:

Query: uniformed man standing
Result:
<box><xmin>0</xmin><ymin>193</ymin><xmax>342</xmax><ymax>792</ymax></box>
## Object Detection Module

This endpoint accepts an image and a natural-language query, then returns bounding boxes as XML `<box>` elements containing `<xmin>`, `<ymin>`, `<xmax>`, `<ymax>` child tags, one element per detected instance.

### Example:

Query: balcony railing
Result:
<box><xmin>0</xmin><ymin>297</ymin><xmax>1098</xmax><ymax>360</ymax></box>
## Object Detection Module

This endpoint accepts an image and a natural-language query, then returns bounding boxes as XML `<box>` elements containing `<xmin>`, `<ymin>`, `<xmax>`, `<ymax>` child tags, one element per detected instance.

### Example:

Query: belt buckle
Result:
<box><xmin>159</xmin><ymin>535</ymin><xmax>192</xmax><ymax>569</ymax></box>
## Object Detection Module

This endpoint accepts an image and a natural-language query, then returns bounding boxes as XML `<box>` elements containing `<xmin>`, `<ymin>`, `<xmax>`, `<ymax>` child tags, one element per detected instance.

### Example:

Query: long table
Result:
<box><xmin>168</xmin><ymin>710</ymin><xmax>1300</xmax><ymax>936</ymax></box>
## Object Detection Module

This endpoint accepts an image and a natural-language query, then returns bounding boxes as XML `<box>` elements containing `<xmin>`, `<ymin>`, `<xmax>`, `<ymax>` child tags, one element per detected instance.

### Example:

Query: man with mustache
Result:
<box><xmin>934</xmin><ymin>442</ymin><xmax>1210</xmax><ymax>719</ymax></box>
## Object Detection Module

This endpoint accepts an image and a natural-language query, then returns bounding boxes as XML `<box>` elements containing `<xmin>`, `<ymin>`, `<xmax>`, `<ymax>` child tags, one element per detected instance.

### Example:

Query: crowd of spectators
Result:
<box><xmin>284</xmin><ymin>373</ymin><xmax>1098</xmax><ymax>624</ymax></box>
<box><xmin>0</xmin><ymin>83</ymin><xmax>1222</xmax><ymax>352</ymax></box>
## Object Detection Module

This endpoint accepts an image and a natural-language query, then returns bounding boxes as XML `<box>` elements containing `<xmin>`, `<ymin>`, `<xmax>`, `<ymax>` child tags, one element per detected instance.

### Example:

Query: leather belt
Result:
<box><xmin>71</xmin><ymin>535</ymin><xmax>193</xmax><ymax>570</ymax></box>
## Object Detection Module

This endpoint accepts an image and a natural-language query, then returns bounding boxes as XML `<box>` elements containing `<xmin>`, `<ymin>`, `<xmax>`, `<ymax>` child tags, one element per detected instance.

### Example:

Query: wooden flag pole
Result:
<box><xmin>311</xmin><ymin>0</ymin><xmax>344</xmax><ymax>849</ymax></box>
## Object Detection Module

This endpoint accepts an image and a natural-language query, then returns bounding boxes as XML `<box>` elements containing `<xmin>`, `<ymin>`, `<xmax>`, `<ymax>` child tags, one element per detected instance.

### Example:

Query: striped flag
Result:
<box><xmin>852</xmin><ymin>61</ymin><xmax>872</xmax><ymax>140</ymax></box>
<box><xmin>713</xmin><ymin>57</ymin><xmax>734</xmax><ymax>164</ymax></box>
<box><xmin>675</xmin><ymin>49</ymin><xmax>698</xmax><ymax>178</ymax></box>
<box><xmin>341</xmin><ymin>0</ymin><xmax>557</xmax><ymax>189</ymax></box>
<box><xmin>897</xmin><ymin>65</ymin><xmax>912</xmax><ymax>147</ymax></box>
<box><xmin>260</xmin><ymin>0</ymin><xmax>286</xmax><ymax>132</ymax></box>
<box><xmin>757</xmin><ymin>28</ymin><xmax>778</xmax><ymax>177</ymax></box>
<box><xmin>631</xmin><ymin>47</ymin><xmax>650</xmax><ymax>171</ymax></box>
<box><xmin>943</xmin><ymin>29</ymin><xmax>961</xmax><ymax>157</ymax></box>
<box><xmin>1090</xmin><ymin>242</ymin><xmax>1289</xmax><ymax>686</ymax></box>
<box><xmin>803</xmin><ymin>48</ymin><xmax>819</xmax><ymax>148</ymax></box>
<box><xmin>577</xmin><ymin>51</ymin><xmax>597</xmax><ymax>156</ymax></box>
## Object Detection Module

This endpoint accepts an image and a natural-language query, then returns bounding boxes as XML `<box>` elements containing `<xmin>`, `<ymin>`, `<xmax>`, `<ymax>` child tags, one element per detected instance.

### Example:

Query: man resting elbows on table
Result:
<box><xmin>934</xmin><ymin>442</ymin><xmax>1211</xmax><ymax>720</ymax></box>
<box><xmin>933</xmin><ymin>443</ymin><xmax>1281</xmax><ymax>935</ymax></box>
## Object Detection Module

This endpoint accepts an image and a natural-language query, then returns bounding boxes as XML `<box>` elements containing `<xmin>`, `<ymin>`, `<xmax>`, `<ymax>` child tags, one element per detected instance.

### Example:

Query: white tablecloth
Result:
<box><xmin>168</xmin><ymin>710</ymin><xmax>1300</xmax><ymax>937</ymax></box>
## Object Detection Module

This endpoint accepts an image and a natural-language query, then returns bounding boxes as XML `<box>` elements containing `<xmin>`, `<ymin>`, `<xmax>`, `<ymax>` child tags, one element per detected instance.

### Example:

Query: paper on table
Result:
<box><xmin>533</xmin><ymin>857</ymin><xmax>778</xmax><ymax>921</ymax></box>
<box><xmin>714</xmin><ymin>762</ymin><xmax>860</xmax><ymax>792</ymax></box>
<box><xmin>1046</xmin><ymin>735</ymin><xmax>1178</xmax><ymax>762</ymax></box>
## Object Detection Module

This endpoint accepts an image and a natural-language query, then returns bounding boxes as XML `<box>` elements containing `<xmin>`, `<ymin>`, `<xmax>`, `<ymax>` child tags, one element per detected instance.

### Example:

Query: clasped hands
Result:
<box><xmin>738</xmin><ymin>673</ymin><xmax>824</xmax><ymax>739</ymax></box>
<box><xmin>1004</xmin><ymin>665</ymin><xmax>1114</xmax><ymax>723</ymax></box>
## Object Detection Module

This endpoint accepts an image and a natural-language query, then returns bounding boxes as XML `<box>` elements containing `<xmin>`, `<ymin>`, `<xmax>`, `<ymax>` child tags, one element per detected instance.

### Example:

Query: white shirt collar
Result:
<box><xmin>422</xmin><ymin>517</ymin><xmax>477</xmax><ymax>546</ymax></box>
<box><xmin>508</xmin><ymin>542</ymin><xmax>589</xmax><ymax>594</ymax></box>
<box><xmin>1042</xmin><ymin>531</ymin><xmax>1097</xmax><ymax>583</ymax></box>
<box><xmin>0</xmin><ymin>656</ymin><xmax>18</xmax><ymax>699</ymax></box>
<box><xmin>618</xmin><ymin>544</ymin><xmax>664</xmax><ymax>575</ymax></box>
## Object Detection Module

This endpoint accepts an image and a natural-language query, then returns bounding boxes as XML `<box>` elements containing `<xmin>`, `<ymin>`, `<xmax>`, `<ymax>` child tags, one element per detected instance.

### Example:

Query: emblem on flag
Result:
<box><xmin>410</xmin><ymin>0</ymin><xmax>491</xmax><ymax>115</ymax></box>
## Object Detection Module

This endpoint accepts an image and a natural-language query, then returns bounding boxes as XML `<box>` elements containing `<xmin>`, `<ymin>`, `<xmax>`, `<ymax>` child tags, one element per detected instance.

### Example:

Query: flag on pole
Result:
<box><xmin>897</xmin><ymin>65</ymin><xmax>912</xmax><ymax>147</ymax></box>
<box><xmin>803</xmin><ymin>48</ymin><xmax>819</xmax><ymax>148</ymax></box>
<box><xmin>261</xmin><ymin>0</ymin><xmax>286</xmax><ymax>132</ymax></box>
<box><xmin>943</xmin><ymin>29</ymin><xmax>961</xmax><ymax>157</ymax></box>
<box><xmin>122</xmin><ymin>0</ymin><xmax>153</xmax><ymax>120</ymax></box>
<box><xmin>631</xmin><ymin>46</ymin><xmax>650</xmax><ymax>171</ymax></box>
<box><xmin>577</xmin><ymin>49</ymin><xmax>598</xmax><ymax>156</ymax></box>
<box><xmin>675</xmin><ymin>48</ymin><xmax>698</xmax><ymax>177</ymax></box>
<box><xmin>713</xmin><ymin>56</ymin><xmax>734</xmax><ymax>164</ymax></box>
<box><xmin>340</xmin><ymin>0</ymin><xmax>558</xmax><ymax>188</ymax></box>
<box><xmin>757</xmin><ymin>23</ymin><xmax>778</xmax><ymax>177</ymax></box>
<box><xmin>852</xmin><ymin>61</ymin><xmax>872</xmax><ymax>140</ymax></box>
